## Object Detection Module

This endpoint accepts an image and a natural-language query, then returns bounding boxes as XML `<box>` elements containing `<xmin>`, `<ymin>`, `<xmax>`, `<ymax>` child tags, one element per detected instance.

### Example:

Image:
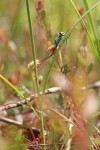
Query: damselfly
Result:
<box><xmin>39</xmin><ymin>32</ymin><xmax>65</xmax><ymax>64</ymax></box>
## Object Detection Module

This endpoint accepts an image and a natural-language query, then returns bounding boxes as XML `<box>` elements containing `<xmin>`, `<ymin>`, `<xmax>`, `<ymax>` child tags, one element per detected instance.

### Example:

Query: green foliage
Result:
<box><xmin>0</xmin><ymin>0</ymin><xmax>100</xmax><ymax>149</ymax></box>
<box><xmin>87</xmin><ymin>63</ymin><xmax>93</xmax><ymax>75</ymax></box>
<box><xmin>14</xmin><ymin>131</ymin><xmax>28</xmax><ymax>150</ymax></box>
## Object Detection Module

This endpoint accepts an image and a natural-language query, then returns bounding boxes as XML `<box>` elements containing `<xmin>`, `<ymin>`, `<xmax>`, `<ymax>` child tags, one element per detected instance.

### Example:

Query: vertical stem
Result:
<box><xmin>93</xmin><ymin>0</ymin><xmax>100</xmax><ymax>43</ymax></box>
<box><xmin>26</xmin><ymin>0</ymin><xmax>39</xmax><ymax>93</ymax></box>
<box><xmin>39</xmin><ymin>109</ymin><xmax>46</xmax><ymax>150</ymax></box>
<box><xmin>68</xmin><ymin>0</ymin><xmax>100</xmax><ymax>62</ymax></box>
<box><xmin>26</xmin><ymin>1</ymin><xmax>45</xmax><ymax>149</ymax></box>
<box><xmin>83</xmin><ymin>0</ymin><xmax>100</xmax><ymax>54</ymax></box>
<box><xmin>43</xmin><ymin>2</ymin><xmax>100</xmax><ymax>92</ymax></box>
<box><xmin>59</xmin><ymin>51</ymin><xmax>63</xmax><ymax>66</ymax></box>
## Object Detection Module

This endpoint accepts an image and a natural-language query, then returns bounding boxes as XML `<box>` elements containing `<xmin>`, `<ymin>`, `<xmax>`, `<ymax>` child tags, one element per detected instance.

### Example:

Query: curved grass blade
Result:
<box><xmin>68</xmin><ymin>0</ymin><xmax>100</xmax><ymax>63</ymax></box>
<box><xmin>43</xmin><ymin>2</ymin><xmax>100</xmax><ymax>92</ymax></box>
<box><xmin>0</xmin><ymin>74</ymin><xmax>39</xmax><ymax>118</ymax></box>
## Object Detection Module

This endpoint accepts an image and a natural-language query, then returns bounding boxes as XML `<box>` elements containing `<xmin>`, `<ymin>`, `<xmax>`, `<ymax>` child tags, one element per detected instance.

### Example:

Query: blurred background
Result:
<box><xmin>0</xmin><ymin>0</ymin><xmax>100</xmax><ymax>149</ymax></box>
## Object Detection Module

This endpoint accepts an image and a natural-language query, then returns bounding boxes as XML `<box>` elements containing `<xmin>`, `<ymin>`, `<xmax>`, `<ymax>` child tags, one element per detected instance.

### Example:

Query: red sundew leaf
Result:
<box><xmin>73</xmin><ymin>132</ymin><xmax>89</xmax><ymax>150</ymax></box>
<box><xmin>73</xmin><ymin>111</ymin><xmax>89</xmax><ymax>150</ymax></box>
<box><xmin>36</xmin><ymin>0</ymin><xmax>43</xmax><ymax>11</ymax></box>
<box><xmin>74</xmin><ymin>111</ymin><xmax>87</xmax><ymax>132</ymax></box>
<box><xmin>36</xmin><ymin>0</ymin><xmax>45</xmax><ymax>20</ymax></box>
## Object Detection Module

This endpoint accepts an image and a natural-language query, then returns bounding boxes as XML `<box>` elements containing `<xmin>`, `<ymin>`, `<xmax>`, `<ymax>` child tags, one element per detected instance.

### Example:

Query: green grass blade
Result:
<box><xmin>43</xmin><ymin>2</ymin><xmax>100</xmax><ymax>92</ymax></box>
<box><xmin>68</xmin><ymin>0</ymin><xmax>100</xmax><ymax>62</ymax></box>
<box><xmin>0</xmin><ymin>74</ymin><xmax>39</xmax><ymax>118</ymax></box>
<box><xmin>83</xmin><ymin>0</ymin><xmax>100</xmax><ymax>55</ymax></box>
<box><xmin>26</xmin><ymin>1</ymin><xmax>45</xmax><ymax>147</ymax></box>
<box><xmin>26</xmin><ymin>0</ymin><xmax>39</xmax><ymax>93</ymax></box>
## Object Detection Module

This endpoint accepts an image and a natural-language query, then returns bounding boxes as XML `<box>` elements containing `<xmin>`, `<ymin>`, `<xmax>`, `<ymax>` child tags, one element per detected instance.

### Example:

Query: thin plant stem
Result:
<box><xmin>59</xmin><ymin>51</ymin><xmax>63</xmax><ymax>66</ymax></box>
<box><xmin>48</xmin><ymin>107</ymin><xmax>74</xmax><ymax>125</ymax></box>
<box><xmin>93</xmin><ymin>0</ymin><xmax>100</xmax><ymax>43</ymax></box>
<box><xmin>83</xmin><ymin>0</ymin><xmax>100</xmax><ymax>55</ymax></box>
<box><xmin>25</xmin><ymin>1</ymin><xmax>45</xmax><ymax>148</ymax></box>
<box><xmin>39</xmin><ymin>113</ymin><xmax>46</xmax><ymax>150</ymax></box>
<box><xmin>0</xmin><ymin>86</ymin><xmax>62</xmax><ymax>111</ymax></box>
<box><xmin>0</xmin><ymin>74</ymin><xmax>39</xmax><ymax>118</ymax></box>
<box><xmin>43</xmin><ymin>2</ymin><xmax>100</xmax><ymax>92</ymax></box>
<box><xmin>68</xmin><ymin>0</ymin><xmax>100</xmax><ymax>62</ymax></box>
<box><xmin>25</xmin><ymin>0</ymin><xmax>39</xmax><ymax>93</ymax></box>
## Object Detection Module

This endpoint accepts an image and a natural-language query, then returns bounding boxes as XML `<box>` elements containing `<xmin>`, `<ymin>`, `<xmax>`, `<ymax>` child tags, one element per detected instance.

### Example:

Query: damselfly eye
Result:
<box><xmin>60</xmin><ymin>32</ymin><xmax>65</xmax><ymax>36</ymax></box>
